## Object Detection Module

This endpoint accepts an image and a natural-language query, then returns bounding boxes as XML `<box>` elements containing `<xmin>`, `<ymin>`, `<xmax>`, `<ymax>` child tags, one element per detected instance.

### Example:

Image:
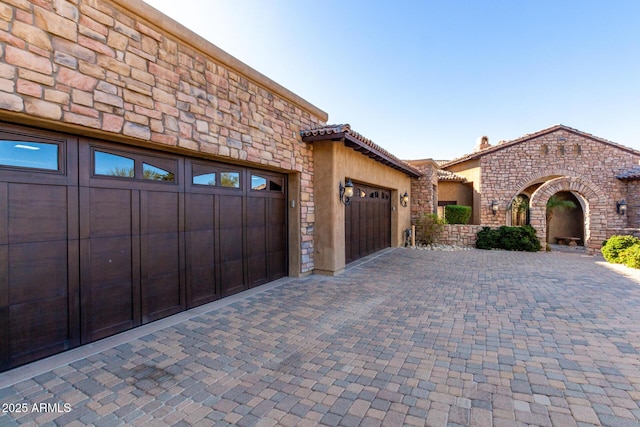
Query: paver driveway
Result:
<box><xmin>1</xmin><ymin>248</ymin><xmax>640</xmax><ymax>426</ymax></box>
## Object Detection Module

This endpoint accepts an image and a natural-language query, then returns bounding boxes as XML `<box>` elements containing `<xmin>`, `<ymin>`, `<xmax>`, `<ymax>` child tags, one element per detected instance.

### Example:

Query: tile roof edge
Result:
<box><xmin>301</xmin><ymin>124</ymin><xmax>422</xmax><ymax>178</ymax></box>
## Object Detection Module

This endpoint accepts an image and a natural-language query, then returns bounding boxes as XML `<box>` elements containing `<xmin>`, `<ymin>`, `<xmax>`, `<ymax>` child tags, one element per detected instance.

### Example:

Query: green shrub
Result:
<box><xmin>601</xmin><ymin>235</ymin><xmax>640</xmax><ymax>264</ymax></box>
<box><xmin>620</xmin><ymin>244</ymin><xmax>640</xmax><ymax>269</ymax></box>
<box><xmin>476</xmin><ymin>227</ymin><xmax>500</xmax><ymax>249</ymax></box>
<box><xmin>415</xmin><ymin>213</ymin><xmax>446</xmax><ymax>245</ymax></box>
<box><xmin>476</xmin><ymin>225</ymin><xmax>541</xmax><ymax>252</ymax></box>
<box><xmin>444</xmin><ymin>205</ymin><xmax>472</xmax><ymax>224</ymax></box>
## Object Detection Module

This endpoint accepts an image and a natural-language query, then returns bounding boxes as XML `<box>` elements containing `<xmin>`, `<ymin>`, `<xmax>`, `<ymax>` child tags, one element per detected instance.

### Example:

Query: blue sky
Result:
<box><xmin>143</xmin><ymin>0</ymin><xmax>640</xmax><ymax>161</ymax></box>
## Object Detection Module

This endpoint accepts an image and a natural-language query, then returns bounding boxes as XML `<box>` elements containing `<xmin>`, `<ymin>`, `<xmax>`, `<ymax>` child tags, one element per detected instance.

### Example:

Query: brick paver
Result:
<box><xmin>1</xmin><ymin>248</ymin><xmax>640</xmax><ymax>426</ymax></box>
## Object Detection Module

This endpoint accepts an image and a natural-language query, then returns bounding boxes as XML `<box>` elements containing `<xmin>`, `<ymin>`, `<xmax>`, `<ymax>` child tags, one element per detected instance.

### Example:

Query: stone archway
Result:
<box><xmin>529</xmin><ymin>176</ymin><xmax>607</xmax><ymax>254</ymax></box>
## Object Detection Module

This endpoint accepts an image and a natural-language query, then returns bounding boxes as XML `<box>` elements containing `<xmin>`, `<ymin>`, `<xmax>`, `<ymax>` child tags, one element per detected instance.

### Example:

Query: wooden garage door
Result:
<box><xmin>345</xmin><ymin>183</ymin><xmax>391</xmax><ymax>264</ymax></box>
<box><xmin>78</xmin><ymin>142</ymin><xmax>185</xmax><ymax>343</ymax></box>
<box><xmin>0</xmin><ymin>124</ymin><xmax>288</xmax><ymax>372</ymax></box>
<box><xmin>0</xmin><ymin>126</ymin><xmax>80</xmax><ymax>371</ymax></box>
<box><xmin>185</xmin><ymin>161</ymin><xmax>287</xmax><ymax>306</ymax></box>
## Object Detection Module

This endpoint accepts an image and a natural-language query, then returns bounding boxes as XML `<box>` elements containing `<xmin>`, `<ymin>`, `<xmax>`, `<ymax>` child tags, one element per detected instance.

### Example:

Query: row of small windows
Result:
<box><xmin>95</xmin><ymin>150</ymin><xmax>175</xmax><ymax>181</ymax></box>
<box><xmin>353</xmin><ymin>187</ymin><xmax>391</xmax><ymax>199</ymax></box>
<box><xmin>0</xmin><ymin>141</ymin><xmax>282</xmax><ymax>192</ymax></box>
<box><xmin>540</xmin><ymin>144</ymin><xmax>581</xmax><ymax>156</ymax></box>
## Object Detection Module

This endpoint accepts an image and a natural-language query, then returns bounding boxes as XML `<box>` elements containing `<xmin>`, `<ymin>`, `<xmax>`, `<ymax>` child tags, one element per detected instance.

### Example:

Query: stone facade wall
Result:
<box><xmin>438</xmin><ymin>224</ymin><xmax>485</xmax><ymax>247</ymax></box>
<box><xmin>479</xmin><ymin>129</ymin><xmax>639</xmax><ymax>230</ymax></box>
<box><xmin>470</xmin><ymin>129</ymin><xmax>640</xmax><ymax>254</ymax></box>
<box><xmin>408</xmin><ymin>159</ymin><xmax>438</xmax><ymax>224</ymax></box>
<box><xmin>0</xmin><ymin>0</ymin><xmax>326</xmax><ymax>272</ymax></box>
<box><xmin>606</xmin><ymin>228</ymin><xmax>640</xmax><ymax>241</ymax></box>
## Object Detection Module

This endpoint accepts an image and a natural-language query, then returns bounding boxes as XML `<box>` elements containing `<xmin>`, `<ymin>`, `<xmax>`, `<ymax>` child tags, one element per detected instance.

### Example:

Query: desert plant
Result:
<box><xmin>601</xmin><ymin>235</ymin><xmax>640</xmax><ymax>264</ymax></box>
<box><xmin>444</xmin><ymin>205</ymin><xmax>472</xmax><ymax>224</ymax></box>
<box><xmin>415</xmin><ymin>213</ymin><xmax>446</xmax><ymax>245</ymax></box>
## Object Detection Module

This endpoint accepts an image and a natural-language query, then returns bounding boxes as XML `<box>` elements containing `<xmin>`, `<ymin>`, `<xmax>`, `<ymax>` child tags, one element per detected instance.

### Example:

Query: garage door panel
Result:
<box><xmin>188</xmin><ymin>267</ymin><xmax>217</xmax><ymax>306</ymax></box>
<box><xmin>143</xmin><ymin>233</ymin><xmax>179</xmax><ymax>275</ymax></box>
<box><xmin>80</xmin><ymin>186</ymin><xmax>139</xmax><ymax>343</ymax></box>
<box><xmin>185</xmin><ymin>193</ymin><xmax>218</xmax><ymax>307</ymax></box>
<box><xmin>88</xmin><ymin>236</ymin><xmax>133</xmax><ymax>285</ymax></box>
<box><xmin>247</xmin><ymin>197</ymin><xmax>267</xmax><ymax>257</ymax></box>
<box><xmin>188</xmin><ymin>230</ymin><xmax>215</xmax><ymax>266</ymax></box>
<box><xmin>247</xmin><ymin>227</ymin><xmax>267</xmax><ymax>256</ymax></box>
<box><xmin>221</xmin><ymin>260</ymin><xmax>245</xmax><ymax>296</ymax></box>
<box><xmin>10</xmin><ymin>295</ymin><xmax>69</xmax><ymax>365</ymax></box>
<box><xmin>142</xmin><ymin>191</ymin><xmax>179</xmax><ymax>234</ymax></box>
<box><xmin>9</xmin><ymin>241</ymin><xmax>67</xmax><ymax>304</ymax></box>
<box><xmin>219</xmin><ymin>195</ymin><xmax>244</xmax><ymax>261</ymax></box>
<box><xmin>248</xmin><ymin>256</ymin><xmax>268</xmax><ymax>287</ymax></box>
<box><xmin>142</xmin><ymin>272</ymin><xmax>181</xmax><ymax>322</ymax></box>
<box><xmin>141</xmin><ymin>233</ymin><xmax>182</xmax><ymax>321</ymax></box>
<box><xmin>86</xmin><ymin>188</ymin><xmax>132</xmax><ymax>237</ymax></box>
<box><xmin>8</xmin><ymin>183</ymin><xmax>67</xmax><ymax>243</ymax></box>
<box><xmin>188</xmin><ymin>194</ymin><xmax>214</xmax><ymax>231</ymax></box>
<box><xmin>85</xmin><ymin>280</ymin><xmax>134</xmax><ymax>340</ymax></box>
<box><xmin>269</xmin><ymin>250</ymin><xmax>287</xmax><ymax>280</ymax></box>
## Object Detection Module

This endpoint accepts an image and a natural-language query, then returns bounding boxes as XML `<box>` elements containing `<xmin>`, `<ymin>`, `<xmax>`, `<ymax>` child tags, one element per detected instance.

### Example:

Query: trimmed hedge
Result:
<box><xmin>476</xmin><ymin>225</ymin><xmax>541</xmax><ymax>252</ymax></box>
<box><xmin>444</xmin><ymin>205</ymin><xmax>472</xmax><ymax>224</ymax></box>
<box><xmin>601</xmin><ymin>235</ymin><xmax>640</xmax><ymax>264</ymax></box>
<box><xmin>620</xmin><ymin>244</ymin><xmax>640</xmax><ymax>269</ymax></box>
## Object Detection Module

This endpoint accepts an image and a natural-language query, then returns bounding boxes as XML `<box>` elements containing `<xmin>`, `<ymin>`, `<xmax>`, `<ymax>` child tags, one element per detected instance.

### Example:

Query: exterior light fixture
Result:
<box><xmin>617</xmin><ymin>199</ymin><xmax>627</xmax><ymax>215</ymax></box>
<box><xmin>400</xmin><ymin>191</ymin><xmax>409</xmax><ymax>208</ymax></box>
<box><xmin>339</xmin><ymin>179</ymin><xmax>354</xmax><ymax>206</ymax></box>
<box><xmin>491</xmin><ymin>200</ymin><xmax>498</xmax><ymax>216</ymax></box>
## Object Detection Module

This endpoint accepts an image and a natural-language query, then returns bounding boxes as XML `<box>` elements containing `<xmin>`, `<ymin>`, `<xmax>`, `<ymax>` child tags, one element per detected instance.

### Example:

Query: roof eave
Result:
<box><xmin>301</xmin><ymin>131</ymin><xmax>421</xmax><ymax>178</ymax></box>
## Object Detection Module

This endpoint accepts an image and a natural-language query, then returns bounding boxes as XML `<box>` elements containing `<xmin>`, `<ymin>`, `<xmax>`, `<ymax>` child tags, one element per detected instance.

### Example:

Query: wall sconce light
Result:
<box><xmin>617</xmin><ymin>199</ymin><xmax>627</xmax><ymax>215</ymax></box>
<box><xmin>339</xmin><ymin>178</ymin><xmax>354</xmax><ymax>206</ymax></box>
<box><xmin>491</xmin><ymin>200</ymin><xmax>498</xmax><ymax>216</ymax></box>
<box><xmin>400</xmin><ymin>191</ymin><xmax>409</xmax><ymax>208</ymax></box>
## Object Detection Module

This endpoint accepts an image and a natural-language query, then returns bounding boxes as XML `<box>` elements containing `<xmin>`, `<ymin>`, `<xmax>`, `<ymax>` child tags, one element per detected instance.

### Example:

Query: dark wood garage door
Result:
<box><xmin>345</xmin><ymin>182</ymin><xmax>391</xmax><ymax>264</ymax></box>
<box><xmin>0</xmin><ymin>125</ymin><xmax>287</xmax><ymax>372</ymax></box>
<box><xmin>185</xmin><ymin>161</ymin><xmax>287</xmax><ymax>306</ymax></box>
<box><xmin>0</xmin><ymin>127</ymin><xmax>79</xmax><ymax>371</ymax></box>
<box><xmin>78</xmin><ymin>142</ymin><xmax>185</xmax><ymax>343</ymax></box>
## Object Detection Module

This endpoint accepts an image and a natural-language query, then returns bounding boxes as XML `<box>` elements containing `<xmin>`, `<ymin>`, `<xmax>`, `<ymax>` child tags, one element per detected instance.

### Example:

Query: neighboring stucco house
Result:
<box><xmin>432</xmin><ymin>125</ymin><xmax>640</xmax><ymax>254</ymax></box>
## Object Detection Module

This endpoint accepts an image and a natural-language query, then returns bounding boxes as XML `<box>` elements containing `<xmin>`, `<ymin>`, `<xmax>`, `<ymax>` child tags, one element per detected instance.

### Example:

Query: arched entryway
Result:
<box><xmin>547</xmin><ymin>191</ymin><xmax>585</xmax><ymax>246</ymax></box>
<box><xmin>529</xmin><ymin>176</ymin><xmax>607</xmax><ymax>254</ymax></box>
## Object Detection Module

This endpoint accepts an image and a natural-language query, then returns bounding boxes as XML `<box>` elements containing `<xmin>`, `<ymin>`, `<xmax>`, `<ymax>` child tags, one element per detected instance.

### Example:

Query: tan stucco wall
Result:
<box><xmin>438</xmin><ymin>182</ymin><xmax>474</xmax><ymax>215</ymax></box>
<box><xmin>446</xmin><ymin>160</ymin><xmax>481</xmax><ymax>224</ymax></box>
<box><xmin>313</xmin><ymin>140</ymin><xmax>412</xmax><ymax>275</ymax></box>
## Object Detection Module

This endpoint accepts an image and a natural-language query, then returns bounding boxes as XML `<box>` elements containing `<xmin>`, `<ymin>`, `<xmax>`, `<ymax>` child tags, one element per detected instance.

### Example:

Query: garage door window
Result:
<box><xmin>221</xmin><ymin>171</ymin><xmax>240</xmax><ymax>188</ymax></box>
<box><xmin>251</xmin><ymin>175</ymin><xmax>267</xmax><ymax>190</ymax></box>
<box><xmin>0</xmin><ymin>140</ymin><xmax>59</xmax><ymax>171</ymax></box>
<box><xmin>193</xmin><ymin>172</ymin><xmax>216</xmax><ymax>186</ymax></box>
<box><xmin>94</xmin><ymin>151</ymin><xmax>134</xmax><ymax>178</ymax></box>
<box><xmin>143</xmin><ymin>163</ymin><xmax>174</xmax><ymax>182</ymax></box>
<box><xmin>269</xmin><ymin>177</ymin><xmax>283</xmax><ymax>192</ymax></box>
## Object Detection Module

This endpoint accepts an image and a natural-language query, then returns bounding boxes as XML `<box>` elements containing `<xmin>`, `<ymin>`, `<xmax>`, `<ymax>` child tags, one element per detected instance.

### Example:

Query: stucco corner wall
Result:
<box><xmin>313</xmin><ymin>140</ymin><xmax>413</xmax><ymax>274</ymax></box>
